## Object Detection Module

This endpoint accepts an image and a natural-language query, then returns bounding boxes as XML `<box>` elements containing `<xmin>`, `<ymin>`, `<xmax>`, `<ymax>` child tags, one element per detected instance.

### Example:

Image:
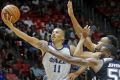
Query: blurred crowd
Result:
<box><xmin>95</xmin><ymin>0</ymin><xmax>120</xmax><ymax>28</ymax></box>
<box><xmin>0</xmin><ymin>0</ymin><xmax>120</xmax><ymax>80</ymax></box>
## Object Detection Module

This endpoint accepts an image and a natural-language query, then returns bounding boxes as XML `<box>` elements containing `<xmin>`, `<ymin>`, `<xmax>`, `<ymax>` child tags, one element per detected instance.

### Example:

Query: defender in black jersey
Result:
<box><xmin>67</xmin><ymin>1</ymin><xmax>118</xmax><ymax>79</ymax></box>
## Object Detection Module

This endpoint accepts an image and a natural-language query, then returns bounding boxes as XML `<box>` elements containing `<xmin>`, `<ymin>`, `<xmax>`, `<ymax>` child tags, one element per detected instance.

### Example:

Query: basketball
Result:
<box><xmin>1</xmin><ymin>5</ymin><xmax>20</xmax><ymax>23</ymax></box>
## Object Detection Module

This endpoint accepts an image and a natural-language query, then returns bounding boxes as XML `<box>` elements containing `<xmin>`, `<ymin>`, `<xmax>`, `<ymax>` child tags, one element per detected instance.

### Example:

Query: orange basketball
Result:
<box><xmin>1</xmin><ymin>5</ymin><xmax>20</xmax><ymax>23</ymax></box>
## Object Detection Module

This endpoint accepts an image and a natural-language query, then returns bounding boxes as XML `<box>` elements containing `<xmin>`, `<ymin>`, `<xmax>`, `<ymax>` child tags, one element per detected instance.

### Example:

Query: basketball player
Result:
<box><xmin>67</xmin><ymin>1</ymin><xmax>118</xmax><ymax>79</ymax></box>
<box><xmin>39</xmin><ymin>32</ymin><xmax>120</xmax><ymax>80</ymax></box>
<box><xmin>2</xmin><ymin>14</ymin><xmax>76</xmax><ymax>80</ymax></box>
<box><xmin>67</xmin><ymin>0</ymin><xmax>117</xmax><ymax>52</ymax></box>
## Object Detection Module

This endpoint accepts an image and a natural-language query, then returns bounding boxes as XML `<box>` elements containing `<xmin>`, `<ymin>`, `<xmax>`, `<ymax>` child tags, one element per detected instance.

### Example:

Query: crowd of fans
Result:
<box><xmin>94</xmin><ymin>0</ymin><xmax>120</xmax><ymax>28</ymax></box>
<box><xmin>0</xmin><ymin>0</ymin><xmax>120</xmax><ymax>80</ymax></box>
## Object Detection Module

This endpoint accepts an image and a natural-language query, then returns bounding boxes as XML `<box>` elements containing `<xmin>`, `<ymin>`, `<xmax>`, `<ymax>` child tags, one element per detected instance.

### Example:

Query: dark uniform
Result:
<box><xmin>92</xmin><ymin>58</ymin><xmax>120</xmax><ymax>80</ymax></box>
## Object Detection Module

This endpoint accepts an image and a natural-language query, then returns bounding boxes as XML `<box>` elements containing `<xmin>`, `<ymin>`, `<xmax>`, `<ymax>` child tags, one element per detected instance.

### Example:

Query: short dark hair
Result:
<box><xmin>104</xmin><ymin>45</ymin><xmax>117</xmax><ymax>56</ymax></box>
<box><xmin>107</xmin><ymin>35</ymin><xmax>118</xmax><ymax>47</ymax></box>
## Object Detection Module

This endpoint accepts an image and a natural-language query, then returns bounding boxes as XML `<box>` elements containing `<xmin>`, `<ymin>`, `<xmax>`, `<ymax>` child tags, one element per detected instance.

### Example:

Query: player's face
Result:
<box><xmin>51</xmin><ymin>28</ymin><xmax>64</xmax><ymax>43</ymax></box>
<box><xmin>100</xmin><ymin>46</ymin><xmax>110</xmax><ymax>58</ymax></box>
<box><xmin>95</xmin><ymin>37</ymin><xmax>110</xmax><ymax>50</ymax></box>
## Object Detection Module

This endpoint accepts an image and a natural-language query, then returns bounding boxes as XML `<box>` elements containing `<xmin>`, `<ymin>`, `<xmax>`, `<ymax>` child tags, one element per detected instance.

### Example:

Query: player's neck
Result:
<box><xmin>53</xmin><ymin>41</ymin><xmax>63</xmax><ymax>49</ymax></box>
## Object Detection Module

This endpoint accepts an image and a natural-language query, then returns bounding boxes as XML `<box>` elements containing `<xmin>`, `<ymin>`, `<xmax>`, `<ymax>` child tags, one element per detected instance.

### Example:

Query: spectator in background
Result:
<box><xmin>20</xmin><ymin>62</ymin><xmax>30</xmax><ymax>80</ymax></box>
<box><xmin>56</xmin><ymin>19</ymin><xmax>63</xmax><ymax>28</ymax></box>
<box><xmin>32</xmin><ymin>0</ymin><xmax>39</xmax><ymax>6</ymax></box>
<box><xmin>4</xmin><ymin>52</ymin><xmax>15</xmax><ymax>68</ymax></box>
<box><xmin>22</xmin><ymin>17</ymin><xmax>34</xmax><ymax>28</ymax></box>
<box><xmin>89</xmin><ymin>20</ymin><xmax>97</xmax><ymax>33</ymax></box>
<box><xmin>20</xmin><ymin>3</ymin><xmax>30</xmax><ymax>14</ymax></box>
<box><xmin>6</xmin><ymin>68</ymin><xmax>19</xmax><ymax>80</ymax></box>
<box><xmin>39</xmin><ymin>28</ymin><xmax>47</xmax><ymax>40</ymax></box>
<box><xmin>45</xmin><ymin>21</ymin><xmax>54</xmax><ymax>33</ymax></box>
<box><xmin>68</xmin><ymin>28</ymin><xmax>77</xmax><ymax>46</ymax></box>
<box><xmin>13</xmin><ymin>58</ymin><xmax>23</xmax><ymax>76</ymax></box>
<box><xmin>0</xmin><ymin>64</ymin><xmax>5</xmax><ymax>80</ymax></box>
<box><xmin>0</xmin><ymin>72</ymin><xmax>5</xmax><ymax>80</ymax></box>
<box><xmin>30</xmin><ymin>63</ymin><xmax>45</xmax><ymax>80</ymax></box>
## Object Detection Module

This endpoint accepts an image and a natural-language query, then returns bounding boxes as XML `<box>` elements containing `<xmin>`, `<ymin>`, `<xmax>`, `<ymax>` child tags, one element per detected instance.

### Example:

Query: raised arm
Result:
<box><xmin>67</xmin><ymin>1</ymin><xmax>96</xmax><ymax>51</ymax></box>
<box><xmin>2</xmin><ymin>14</ymin><xmax>47</xmax><ymax>55</ymax></box>
<box><xmin>67</xmin><ymin>0</ymin><xmax>82</xmax><ymax>38</ymax></box>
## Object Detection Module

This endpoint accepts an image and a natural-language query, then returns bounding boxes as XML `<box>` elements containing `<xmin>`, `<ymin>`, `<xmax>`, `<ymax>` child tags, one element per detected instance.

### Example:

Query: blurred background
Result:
<box><xmin>0</xmin><ymin>0</ymin><xmax>120</xmax><ymax>80</ymax></box>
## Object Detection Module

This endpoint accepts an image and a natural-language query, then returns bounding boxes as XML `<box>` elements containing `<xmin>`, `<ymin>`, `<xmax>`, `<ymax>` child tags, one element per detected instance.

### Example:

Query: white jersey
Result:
<box><xmin>42</xmin><ymin>42</ymin><xmax>72</xmax><ymax>80</ymax></box>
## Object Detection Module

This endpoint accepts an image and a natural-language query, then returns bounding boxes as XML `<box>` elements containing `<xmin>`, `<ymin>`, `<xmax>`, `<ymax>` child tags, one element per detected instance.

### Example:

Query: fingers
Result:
<box><xmin>6</xmin><ymin>14</ymin><xmax>8</xmax><ymax>20</ymax></box>
<box><xmin>10</xmin><ymin>16</ymin><xmax>13</xmax><ymax>22</ymax></box>
<box><xmin>2</xmin><ymin>14</ymin><xmax>8</xmax><ymax>23</ymax></box>
<box><xmin>68</xmin><ymin>74</ymin><xmax>76</xmax><ymax>80</ymax></box>
<box><xmin>69</xmin><ymin>76</ymin><xmax>75</xmax><ymax>80</ymax></box>
<box><xmin>39</xmin><ymin>42</ymin><xmax>45</xmax><ymax>48</ymax></box>
<box><xmin>2</xmin><ymin>13</ymin><xmax>13</xmax><ymax>22</ymax></box>
<box><xmin>67</xmin><ymin>0</ymin><xmax>72</xmax><ymax>7</ymax></box>
<box><xmin>83</xmin><ymin>25</ymin><xmax>91</xmax><ymax>35</ymax></box>
<box><xmin>88</xmin><ymin>26</ymin><xmax>90</xmax><ymax>29</ymax></box>
<box><xmin>70</xmin><ymin>76</ymin><xmax>74</xmax><ymax>80</ymax></box>
<box><xmin>2</xmin><ymin>13</ymin><xmax>6</xmax><ymax>21</ymax></box>
<box><xmin>84</xmin><ymin>25</ymin><xmax>88</xmax><ymax>29</ymax></box>
<box><xmin>84</xmin><ymin>25</ymin><xmax>90</xmax><ymax>29</ymax></box>
<box><xmin>39</xmin><ymin>42</ymin><xmax>49</xmax><ymax>52</ymax></box>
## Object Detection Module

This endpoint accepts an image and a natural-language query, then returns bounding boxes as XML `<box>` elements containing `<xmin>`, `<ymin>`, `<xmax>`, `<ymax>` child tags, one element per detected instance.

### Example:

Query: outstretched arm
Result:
<box><xmin>67</xmin><ymin>1</ymin><xmax>96</xmax><ymax>51</ymax></box>
<box><xmin>2</xmin><ymin>14</ymin><xmax>47</xmax><ymax>55</ymax></box>
<box><xmin>47</xmin><ymin>48</ymin><xmax>98</xmax><ymax>67</ymax></box>
<box><xmin>47</xmin><ymin>48</ymin><xmax>88</xmax><ymax>66</ymax></box>
<box><xmin>67</xmin><ymin>0</ymin><xmax>82</xmax><ymax>38</ymax></box>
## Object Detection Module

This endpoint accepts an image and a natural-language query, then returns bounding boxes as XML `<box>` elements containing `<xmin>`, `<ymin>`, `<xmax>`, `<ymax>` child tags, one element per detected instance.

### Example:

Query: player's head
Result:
<box><xmin>100</xmin><ymin>45</ymin><xmax>117</xmax><ymax>58</ymax></box>
<box><xmin>51</xmin><ymin>28</ymin><xmax>65</xmax><ymax>43</ymax></box>
<box><xmin>95</xmin><ymin>35</ymin><xmax>117</xmax><ymax>50</ymax></box>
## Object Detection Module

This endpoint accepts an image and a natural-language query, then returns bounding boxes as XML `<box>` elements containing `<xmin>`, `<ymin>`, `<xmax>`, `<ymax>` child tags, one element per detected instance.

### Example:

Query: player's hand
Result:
<box><xmin>67</xmin><ymin>0</ymin><xmax>74</xmax><ymax>16</ymax></box>
<box><xmin>68</xmin><ymin>72</ymin><xmax>79</xmax><ymax>80</ymax></box>
<box><xmin>82</xmin><ymin>25</ymin><xmax>90</xmax><ymax>38</ymax></box>
<box><xmin>39</xmin><ymin>41</ymin><xmax>49</xmax><ymax>52</ymax></box>
<box><xmin>2</xmin><ymin>14</ymin><xmax>14</xmax><ymax>28</ymax></box>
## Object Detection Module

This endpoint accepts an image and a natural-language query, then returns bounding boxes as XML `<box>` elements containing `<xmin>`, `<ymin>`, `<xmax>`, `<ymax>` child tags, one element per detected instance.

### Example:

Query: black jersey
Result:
<box><xmin>95</xmin><ymin>58</ymin><xmax>120</xmax><ymax>80</ymax></box>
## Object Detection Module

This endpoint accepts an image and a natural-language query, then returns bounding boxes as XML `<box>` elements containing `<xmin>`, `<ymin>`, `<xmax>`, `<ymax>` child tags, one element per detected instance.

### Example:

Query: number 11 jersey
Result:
<box><xmin>42</xmin><ymin>42</ymin><xmax>72</xmax><ymax>80</ymax></box>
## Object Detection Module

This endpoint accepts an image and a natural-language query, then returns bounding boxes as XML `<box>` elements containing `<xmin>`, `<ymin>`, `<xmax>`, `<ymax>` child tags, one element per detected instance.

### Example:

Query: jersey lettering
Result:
<box><xmin>108</xmin><ymin>63</ymin><xmax>120</xmax><ymax>68</ymax></box>
<box><xmin>49</xmin><ymin>57</ymin><xmax>66</xmax><ymax>64</ymax></box>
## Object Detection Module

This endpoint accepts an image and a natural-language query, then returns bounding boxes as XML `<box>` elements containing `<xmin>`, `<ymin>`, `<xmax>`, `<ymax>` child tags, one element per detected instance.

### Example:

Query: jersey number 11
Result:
<box><xmin>54</xmin><ymin>64</ymin><xmax>61</xmax><ymax>73</ymax></box>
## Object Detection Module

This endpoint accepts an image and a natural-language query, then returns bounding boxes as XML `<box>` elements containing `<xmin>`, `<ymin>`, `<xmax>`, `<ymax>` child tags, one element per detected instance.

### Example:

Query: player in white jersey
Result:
<box><xmin>2</xmin><ymin>14</ymin><xmax>76</xmax><ymax>80</ymax></box>
<box><xmin>43</xmin><ymin>42</ymin><xmax>72</xmax><ymax>80</ymax></box>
